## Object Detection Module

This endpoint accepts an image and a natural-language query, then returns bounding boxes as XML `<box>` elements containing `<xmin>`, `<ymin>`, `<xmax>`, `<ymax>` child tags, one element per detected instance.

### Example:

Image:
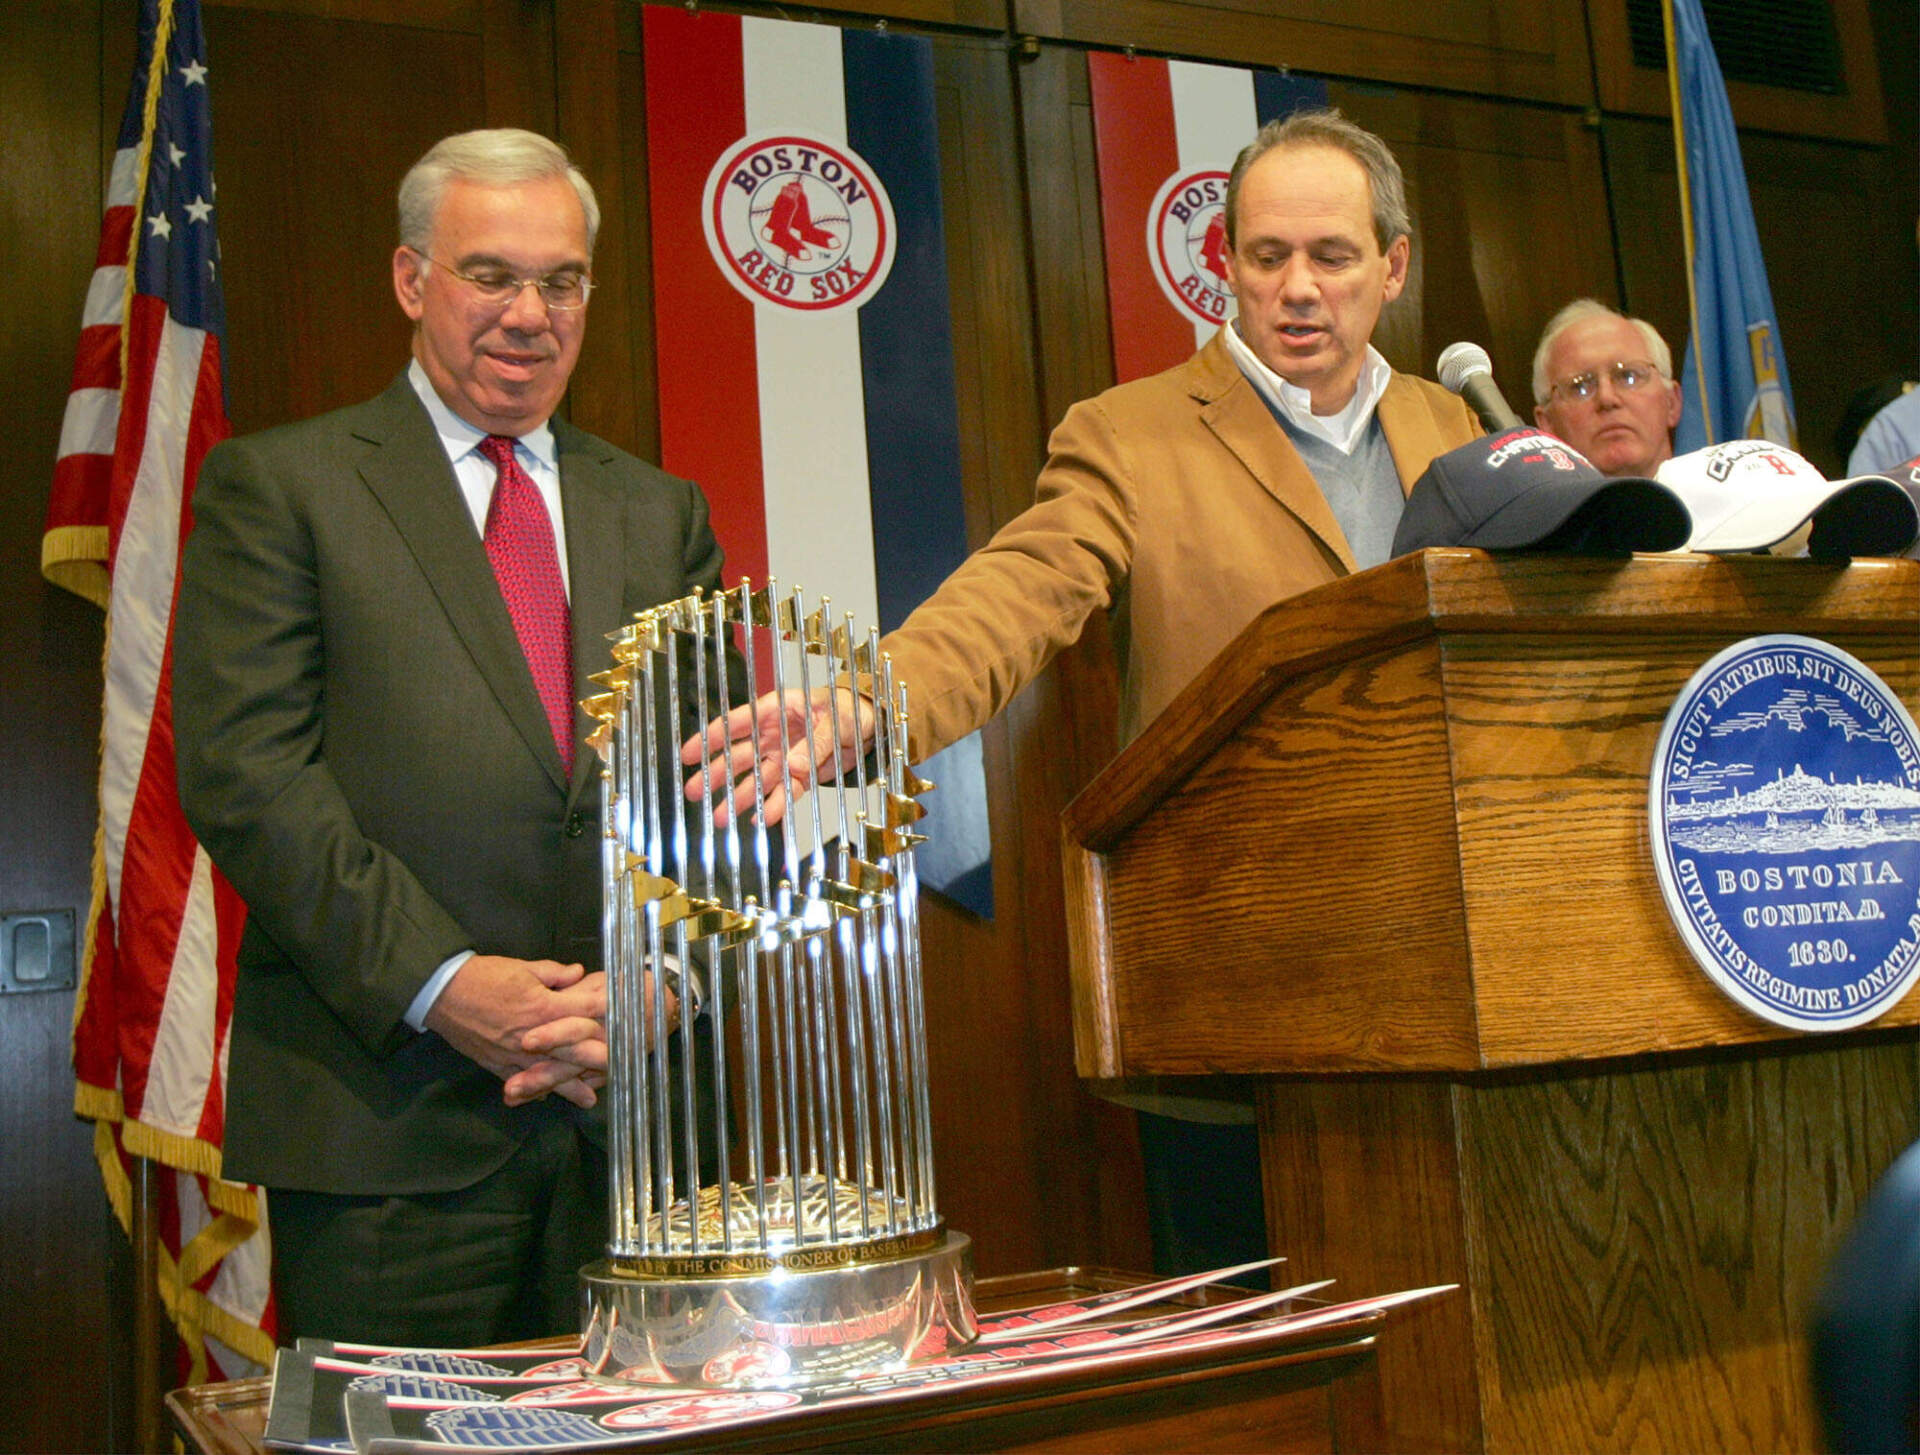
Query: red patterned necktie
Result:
<box><xmin>479</xmin><ymin>434</ymin><xmax>574</xmax><ymax>773</ymax></box>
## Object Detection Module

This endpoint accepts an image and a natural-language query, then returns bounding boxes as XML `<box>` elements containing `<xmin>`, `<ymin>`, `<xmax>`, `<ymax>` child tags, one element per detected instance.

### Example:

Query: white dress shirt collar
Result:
<box><xmin>406</xmin><ymin>359</ymin><xmax>558</xmax><ymax>475</ymax></box>
<box><xmin>405</xmin><ymin>359</ymin><xmax>569</xmax><ymax>596</ymax></box>
<box><xmin>1222</xmin><ymin>323</ymin><xmax>1392</xmax><ymax>456</ymax></box>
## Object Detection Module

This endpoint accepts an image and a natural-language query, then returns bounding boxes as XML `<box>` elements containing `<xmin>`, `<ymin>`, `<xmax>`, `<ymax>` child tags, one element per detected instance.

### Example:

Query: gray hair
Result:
<box><xmin>1224</xmin><ymin>109</ymin><xmax>1411</xmax><ymax>252</ymax></box>
<box><xmin>398</xmin><ymin>128</ymin><xmax>601</xmax><ymax>255</ymax></box>
<box><xmin>1532</xmin><ymin>298</ymin><xmax>1673</xmax><ymax>404</ymax></box>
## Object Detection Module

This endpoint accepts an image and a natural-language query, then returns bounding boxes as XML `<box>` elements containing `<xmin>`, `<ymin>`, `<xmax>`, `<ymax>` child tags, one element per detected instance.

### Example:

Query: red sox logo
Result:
<box><xmin>703</xmin><ymin>132</ymin><xmax>896</xmax><ymax>311</ymax></box>
<box><xmin>1147</xmin><ymin>168</ymin><xmax>1234</xmax><ymax>326</ymax></box>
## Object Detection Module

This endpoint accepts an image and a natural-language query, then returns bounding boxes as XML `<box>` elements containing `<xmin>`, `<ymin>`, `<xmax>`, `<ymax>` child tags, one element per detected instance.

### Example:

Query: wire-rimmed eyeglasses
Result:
<box><xmin>1547</xmin><ymin>359</ymin><xmax>1665</xmax><ymax>405</ymax></box>
<box><xmin>409</xmin><ymin>247</ymin><xmax>593</xmax><ymax>311</ymax></box>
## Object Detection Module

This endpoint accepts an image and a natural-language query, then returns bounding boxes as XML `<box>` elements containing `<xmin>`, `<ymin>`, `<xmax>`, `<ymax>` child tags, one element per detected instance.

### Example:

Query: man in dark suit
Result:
<box><xmin>175</xmin><ymin>128</ymin><xmax>721</xmax><ymax>1346</ymax></box>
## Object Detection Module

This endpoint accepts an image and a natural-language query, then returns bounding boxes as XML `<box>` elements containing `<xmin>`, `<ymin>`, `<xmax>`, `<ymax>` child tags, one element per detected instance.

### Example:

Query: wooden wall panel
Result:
<box><xmin>1587</xmin><ymin>0</ymin><xmax>1888</xmax><ymax>145</ymax></box>
<box><xmin>206</xmin><ymin>4</ymin><xmax>486</xmax><ymax>431</ymax></box>
<box><xmin>785</xmin><ymin>0</ymin><xmax>1009</xmax><ymax>28</ymax></box>
<box><xmin>206</xmin><ymin>0</ymin><xmax>480</xmax><ymax>22</ymax></box>
<box><xmin>1330</xmin><ymin>88</ymin><xmax>1620</xmax><ymax>415</ymax></box>
<box><xmin>1</xmin><ymin>5</ymin><xmax>134</xmax><ymax>1451</ymax></box>
<box><xmin>1015</xmin><ymin>0</ymin><xmax>1597</xmax><ymax>107</ymax></box>
<box><xmin>613</xmin><ymin>46</ymin><xmax>661</xmax><ymax>466</ymax></box>
<box><xmin>554</xmin><ymin>0</ymin><xmax>636</xmax><ymax>449</ymax></box>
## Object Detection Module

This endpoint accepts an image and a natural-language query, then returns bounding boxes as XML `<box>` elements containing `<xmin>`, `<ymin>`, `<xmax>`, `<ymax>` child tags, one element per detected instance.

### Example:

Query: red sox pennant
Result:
<box><xmin>1088</xmin><ymin>53</ymin><xmax>1330</xmax><ymax>384</ymax></box>
<box><xmin>643</xmin><ymin>6</ymin><xmax>991</xmax><ymax>917</ymax></box>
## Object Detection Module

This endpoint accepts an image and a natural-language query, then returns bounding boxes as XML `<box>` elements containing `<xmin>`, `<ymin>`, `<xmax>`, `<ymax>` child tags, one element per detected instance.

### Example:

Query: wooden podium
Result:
<box><xmin>1060</xmin><ymin>549</ymin><xmax>1920</xmax><ymax>1453</ymax></box>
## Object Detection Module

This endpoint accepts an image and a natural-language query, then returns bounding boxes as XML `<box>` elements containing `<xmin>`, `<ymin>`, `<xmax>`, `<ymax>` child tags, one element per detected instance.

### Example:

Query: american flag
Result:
<box><xmin>47</xmin><ymin>0</ymin><xmax>274</xmax><ymax>1382</ymax></box>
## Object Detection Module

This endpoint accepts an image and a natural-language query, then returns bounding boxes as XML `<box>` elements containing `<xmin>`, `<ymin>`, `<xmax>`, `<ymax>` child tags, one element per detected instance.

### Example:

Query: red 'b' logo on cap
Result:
<box><xmin>702</xmin><ymin>133</ymin><xmax>896</xmax><ymax>312</ymax></box>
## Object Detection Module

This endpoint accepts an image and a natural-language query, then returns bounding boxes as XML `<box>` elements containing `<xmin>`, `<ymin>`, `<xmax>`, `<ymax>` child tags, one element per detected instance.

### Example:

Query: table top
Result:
<box><xmin>168</xmin><ymin>1266</ymin><xmax>1385</xmax><ymax>1454</ymax></box>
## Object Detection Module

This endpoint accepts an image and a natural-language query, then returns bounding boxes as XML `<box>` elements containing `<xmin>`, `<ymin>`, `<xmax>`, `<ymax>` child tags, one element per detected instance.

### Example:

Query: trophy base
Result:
<box><xmin>580</xmin><ymin>1229</ymin><xmax>975</xmax><ymax>1389</ymax></box>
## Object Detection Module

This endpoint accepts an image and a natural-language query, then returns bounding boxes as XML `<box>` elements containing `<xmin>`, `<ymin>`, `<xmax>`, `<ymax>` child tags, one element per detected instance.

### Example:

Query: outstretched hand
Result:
<box><xmin>679</xmin><ymin>686</ymin><xmax>875</xmax><ymax>827</ymax></box>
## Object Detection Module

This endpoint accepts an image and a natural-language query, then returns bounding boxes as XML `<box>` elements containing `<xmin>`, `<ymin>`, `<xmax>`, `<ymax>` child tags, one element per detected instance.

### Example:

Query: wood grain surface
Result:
<box><xmin>1449</xmin><ymin>633</ymin><xmax>1920</xmax><ymax>1063</ymax></box>
<box><xmin>1012</xmin><ymin>0</ymin><xmax>1596</xmax><ymax>108</ymax></box>
<box><xmin>1091</xmin><ymin>640</ymin><xmax>1482</xmax><ymax>1076</ymax></box>
<box><xmin>1254</xmin><ymin>1040</ymin><xmax>1920</xmax><ymax>1452</ymax></box>
<box><xmin>1063</xmin><ymin>549</ymin><xmax>1920</xmax><ymax>1450</ymax></box>
<box><xmin>1065</xmin><ymin>551</ymin><xmax>1920</xmax><ymax>1076</ymax></box>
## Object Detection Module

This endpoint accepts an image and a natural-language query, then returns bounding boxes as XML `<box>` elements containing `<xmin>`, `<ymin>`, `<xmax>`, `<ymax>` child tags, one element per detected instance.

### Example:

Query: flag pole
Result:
<box><xmin>132</xmin><ymin>1155</ymin><xmax>165</xmax><ymax>1453</ymax></box>
<box><xmin>1661</xmin><ymin>0</ymin><xmax>1716</xmax><ymax>444</ymax></box>
<box><xmin>117</xmin><ymin>3</ymin><xmax>179</xmax><ymax>1441</ymax></box>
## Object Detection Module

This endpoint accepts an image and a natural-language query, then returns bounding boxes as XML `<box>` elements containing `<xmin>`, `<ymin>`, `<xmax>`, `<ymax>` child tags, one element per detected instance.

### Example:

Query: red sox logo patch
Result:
<box><xmin>1147</xmin><ymin>168</ymin><xmax>1234</xmax><ymax>326</ymax></box>
<box><xmin>703</xmin><ymin>132</ymin><xmax>896</xmax><ymax>312</ymax></box>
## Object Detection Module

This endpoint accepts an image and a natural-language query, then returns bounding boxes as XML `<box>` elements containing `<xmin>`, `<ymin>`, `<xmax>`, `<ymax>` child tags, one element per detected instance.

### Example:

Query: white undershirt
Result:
<box><xmin>1222</xmin><ymin>323</ymin><xmax>1392</xmax><ymax>457</ymax></box>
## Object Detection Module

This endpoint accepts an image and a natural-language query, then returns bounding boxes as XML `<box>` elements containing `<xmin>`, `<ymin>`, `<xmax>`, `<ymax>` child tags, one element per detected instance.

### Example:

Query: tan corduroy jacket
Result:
<box><xmin>884</xmin><ymin>330</ymin><xmax>1480</xmax><ymax>761</ymax></box>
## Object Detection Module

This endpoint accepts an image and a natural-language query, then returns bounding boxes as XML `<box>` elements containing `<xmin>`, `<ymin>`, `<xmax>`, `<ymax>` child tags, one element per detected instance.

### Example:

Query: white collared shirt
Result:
<box><xmin>1222</xmin><ymin>323</ymin><xmax>1392</xmax><ymax>457</ymax></box>
<box><xmin>407</xmin><ymin>359</ymin><xmax>570</xmax><ymax>597</ymax></box>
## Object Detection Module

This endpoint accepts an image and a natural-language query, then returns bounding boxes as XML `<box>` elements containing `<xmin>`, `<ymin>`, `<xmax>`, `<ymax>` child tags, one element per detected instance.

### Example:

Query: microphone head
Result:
<box><xmin>1436</xmin><ymin>341</ymin><xmax>1494</xmax><ymax>395</ymax></box>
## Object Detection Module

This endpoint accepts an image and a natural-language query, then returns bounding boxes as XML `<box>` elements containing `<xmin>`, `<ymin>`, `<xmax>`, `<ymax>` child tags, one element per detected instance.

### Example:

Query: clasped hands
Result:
<box><xmin>429</xmin><ymin>687</ymin><xmax>876</xmax><ymax>1108</ymax></box>
<box><xmin>425</xmin><ymin>953</ymin><xmax>679</xmax><ymax>1109</ymax></box>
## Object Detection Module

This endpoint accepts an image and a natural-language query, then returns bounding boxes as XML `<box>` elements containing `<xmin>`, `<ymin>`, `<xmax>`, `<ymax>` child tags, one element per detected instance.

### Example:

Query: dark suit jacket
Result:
<box><xmin>175</xmin><ymin>374</ymin><xmax>724</xmax><ymax>1195</ymax></box>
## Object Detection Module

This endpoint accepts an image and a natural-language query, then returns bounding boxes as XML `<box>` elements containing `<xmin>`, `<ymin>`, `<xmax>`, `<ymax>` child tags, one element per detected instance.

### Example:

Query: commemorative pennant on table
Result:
<box><xmin>1086</xmin><ymin>54</ymin><xmax>1328</xmax><ymax>383</ymax></box>
<box><xmin>643</xmin><ymin>6</ymin><xmax>990</xmax><ymax>916</ymax></box>
<box><xmin>263</xmin><ymin>1276</ymin><xmax>1457</xmax><ymax>1451</ymax></box>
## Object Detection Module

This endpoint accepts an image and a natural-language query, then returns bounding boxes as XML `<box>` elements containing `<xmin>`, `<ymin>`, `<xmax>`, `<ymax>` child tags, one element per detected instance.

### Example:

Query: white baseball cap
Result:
<box><xmin>1656</xmin><ymin>441</ymin><xmax>1919</xmax><ymax>558</ymax></box>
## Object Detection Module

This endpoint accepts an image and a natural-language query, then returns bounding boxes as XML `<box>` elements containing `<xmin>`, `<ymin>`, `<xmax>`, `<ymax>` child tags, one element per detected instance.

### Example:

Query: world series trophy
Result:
<box><xmin>578</xmin><ymin>581</ymin><xmax>976</xmax><ymax>1389</ymax></box>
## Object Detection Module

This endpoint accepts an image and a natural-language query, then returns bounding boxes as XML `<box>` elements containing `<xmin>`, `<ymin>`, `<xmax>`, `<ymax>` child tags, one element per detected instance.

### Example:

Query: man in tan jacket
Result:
<box><xmin>687</xmin><ymin>109</ymin><xmax>1478</xmax><ymax>1274</ymax></box>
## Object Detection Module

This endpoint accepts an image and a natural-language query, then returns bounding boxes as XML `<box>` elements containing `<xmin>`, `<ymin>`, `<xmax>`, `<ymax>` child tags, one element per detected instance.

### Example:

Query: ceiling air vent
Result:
<box><xmin>1626</xmin><ymin>0</ymin><xmax>1846</xmax><ymax>95</ymax></box>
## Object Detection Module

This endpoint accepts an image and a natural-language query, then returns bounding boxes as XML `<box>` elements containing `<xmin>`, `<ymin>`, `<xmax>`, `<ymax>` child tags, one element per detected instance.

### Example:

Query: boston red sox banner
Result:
<box><xmin>643</xmin><ymin>6</ymin><xmax>990</xmax><ymax>916</ymax></box>
<box><xmin>1088</xmin><ymin>54</ymin><xmax>1328</xmax><ymax>384</ymax></box>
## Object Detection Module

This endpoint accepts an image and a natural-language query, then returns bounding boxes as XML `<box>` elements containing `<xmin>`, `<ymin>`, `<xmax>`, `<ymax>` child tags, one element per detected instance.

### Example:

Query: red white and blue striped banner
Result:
<box><xmin>644</xmin><ymin>5</ymin><xmax>991</xmax><ymax>916</ymax></box>
<box><xmin>1088</xmin><ymin>55</ymin><xmax>1328</xmax><ymax>384</ymax></box>
<box><xmin>46</xmin><ymin>0</ymin><xmax>273</xmax><ymax>1383</ymax></box>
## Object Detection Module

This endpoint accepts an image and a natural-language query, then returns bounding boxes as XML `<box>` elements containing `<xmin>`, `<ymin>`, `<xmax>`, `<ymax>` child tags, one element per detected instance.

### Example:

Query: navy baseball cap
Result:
<box><xmin>1392</xmin><ymin>430</ymin><xmax>1693</xmax><ymax>557</ymax></box>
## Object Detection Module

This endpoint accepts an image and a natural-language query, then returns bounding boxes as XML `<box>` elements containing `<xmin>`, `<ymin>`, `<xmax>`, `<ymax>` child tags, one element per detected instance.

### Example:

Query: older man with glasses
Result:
<box><xmin>172</xmin><ymin>129</ymin><xmax>733</xmax><ymax>1349</ymax></box>
<box><xmin>1532</xmin><ymin>298</ymin><xmax>1683</xmax><ymax>479</ymax></box>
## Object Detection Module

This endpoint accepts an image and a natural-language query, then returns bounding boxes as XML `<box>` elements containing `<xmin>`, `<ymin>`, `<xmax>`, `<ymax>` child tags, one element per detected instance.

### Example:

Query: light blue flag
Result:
<box><xmin>1666</xmin><ymin>0</ymin><xmax>1796</xmax><ymax>452</ymax></box>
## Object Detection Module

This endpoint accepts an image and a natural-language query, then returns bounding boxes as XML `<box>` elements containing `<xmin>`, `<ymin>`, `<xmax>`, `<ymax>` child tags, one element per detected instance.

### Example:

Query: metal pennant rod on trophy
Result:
<box><xmin>578</xmin><ymin>580</ymin><xmax>974</xmax><ymax>1390</ymax></box>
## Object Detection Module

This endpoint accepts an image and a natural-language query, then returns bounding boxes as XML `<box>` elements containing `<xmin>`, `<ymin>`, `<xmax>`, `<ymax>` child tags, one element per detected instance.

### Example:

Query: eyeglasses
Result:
<box><xmin>1548</xmin><ymin>359</ymin><xmax>1665</xmax><ymax>405</ymax></box>
<box><xmin>411</xmin><ymin>248</ymin><xmax>593</xmax><ymax>311</ymax></box>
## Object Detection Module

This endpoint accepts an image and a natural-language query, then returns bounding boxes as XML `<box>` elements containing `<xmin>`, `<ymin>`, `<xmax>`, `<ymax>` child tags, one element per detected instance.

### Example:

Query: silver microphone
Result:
<box><xmin>1437</xmin><ymin>341</ymin><xmax>1524</xmax><ymax>433</ymax></box>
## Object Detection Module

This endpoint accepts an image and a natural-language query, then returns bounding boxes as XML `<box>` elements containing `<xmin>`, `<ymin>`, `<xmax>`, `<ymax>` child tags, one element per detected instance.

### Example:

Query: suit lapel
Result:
<box><xmin>354</xmin><ymin>375</ymin><xmax>570</xmax><ymax>792</ymax></box>
<box><xmin>556</xmin><ymin>421</ymin><xmax>625</xmax><ymax>804</ymax></box>
<box><xmin>1192</xmin><ymin>337</ymin><xmax>1357</xmax><ymax>571</ymax></box>
<box><xmin>1376</xmin><ymin>374</ymin><xmax>1456</xmax><ymax>497</ymax></box>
